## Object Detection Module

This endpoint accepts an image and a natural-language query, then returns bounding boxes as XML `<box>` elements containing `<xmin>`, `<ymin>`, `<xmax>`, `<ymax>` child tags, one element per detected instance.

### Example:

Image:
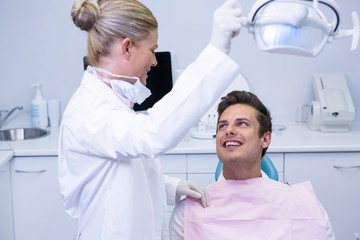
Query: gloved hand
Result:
<box><xmin>210</xmin><ymin>0</ymin><xmax>242</xmax><ymax>54</ymax></box>
<box><xmin>176</xmin><ymin>180</ymin><xmax>208</xmax><ymax>208</ymax></box>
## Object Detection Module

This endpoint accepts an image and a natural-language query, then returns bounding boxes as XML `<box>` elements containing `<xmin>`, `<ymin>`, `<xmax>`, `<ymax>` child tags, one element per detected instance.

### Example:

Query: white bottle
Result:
<box><xmin>31</xmin><ymin>83</ymin><xmax>48</xmax><ymax>128</ymax></box>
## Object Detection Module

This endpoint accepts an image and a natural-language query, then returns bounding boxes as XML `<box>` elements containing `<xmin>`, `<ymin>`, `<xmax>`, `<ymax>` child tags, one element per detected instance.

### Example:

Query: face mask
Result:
<box><xmin>91</xmin><ymin>67</ymin><xmax>151</xmax><ymax>104</ymax></box>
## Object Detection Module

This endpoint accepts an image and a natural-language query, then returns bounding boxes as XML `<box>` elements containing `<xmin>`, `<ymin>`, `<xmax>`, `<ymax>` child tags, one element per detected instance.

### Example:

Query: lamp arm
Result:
<box><xmin>334</xmin><ymin>11</ymin><xmax>359</xmax><ymax>51</ymax></box>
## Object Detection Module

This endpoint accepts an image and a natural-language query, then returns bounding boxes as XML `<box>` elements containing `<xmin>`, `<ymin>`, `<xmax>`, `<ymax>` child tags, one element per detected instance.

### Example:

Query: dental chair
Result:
<box><xmin>215</xmin><ymin>155</ymin><xmax>279</xmax><ymax>181</ymax></box>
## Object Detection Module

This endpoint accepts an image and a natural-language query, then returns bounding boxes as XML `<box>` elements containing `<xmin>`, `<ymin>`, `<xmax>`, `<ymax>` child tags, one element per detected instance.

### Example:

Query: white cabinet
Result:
<box><xmin>284</xmin><ymin>152</ymin><xmax>360</xmax><ymax>240</ymax></box>
<box><xmin>11</xmin><ymin>157</ymin><xmax>78</xmax><ymax>240</ymax></box>
<box><xmin>0</xmin><ymin>161</ymin><xmax>15</xmax><ymax>240</ymax></box>
<box><xmin>161</xmin><ymin>153</ymin><xmax>218</xmax><ymax>188</ymax></box>
<box><xmin>160</xmin><ymin>154</ymin><xmax>187</xmax><ymax>175</ymax></box>
<box><xmin>160</xmin><ymin>154</ymin><xmax>187</xmax><ymax>223</ymax></box>
<box><xmin>187</xmin><ymin>154</ymin><xmax>219</xmax><ymax>188</ymax></box>
<box><xmin>159</xmin><ymin>154</ymin><xmax>187</xmax><ymax>191</ymax></box>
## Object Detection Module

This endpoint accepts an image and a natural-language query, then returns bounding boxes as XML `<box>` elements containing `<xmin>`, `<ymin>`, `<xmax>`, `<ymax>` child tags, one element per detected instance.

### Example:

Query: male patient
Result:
<box><xmin>169</xmin><ymin>90</ymin><xmax>335</xmax><ymax>240</ymax></box>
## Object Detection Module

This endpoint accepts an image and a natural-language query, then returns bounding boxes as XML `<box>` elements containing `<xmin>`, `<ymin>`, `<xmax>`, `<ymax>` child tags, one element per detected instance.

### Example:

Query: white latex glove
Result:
<box><xmin>176</xmin><ymin>180</ymin><xmax>208</xmax><ymax>208</ymax></box>
<box><xmin>210</xmin><ymin>0</ymin><xmax>242</xmax><ymax>54</ymax></box>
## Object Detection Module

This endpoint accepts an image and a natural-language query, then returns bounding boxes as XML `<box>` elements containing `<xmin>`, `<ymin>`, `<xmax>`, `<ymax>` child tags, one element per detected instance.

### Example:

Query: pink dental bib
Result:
<box><xmin>184</xmin><ymin>178</ymin><xmax>326</xmax><ymax>240</ymax></box>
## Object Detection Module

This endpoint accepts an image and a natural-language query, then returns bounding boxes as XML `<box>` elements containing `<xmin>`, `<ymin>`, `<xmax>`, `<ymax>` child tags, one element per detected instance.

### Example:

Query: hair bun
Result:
<box><xmin>71</xmin><ymin>0</ymin><xmax>100</xmax><ymax>31</ymax></box>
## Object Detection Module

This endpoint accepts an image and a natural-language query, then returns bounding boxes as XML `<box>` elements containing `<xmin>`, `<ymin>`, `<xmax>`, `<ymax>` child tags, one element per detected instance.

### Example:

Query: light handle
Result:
<box><xmin>334</xmin><ymin>11</ymin><xmax>359</xmax><ymax>50</ymax></box>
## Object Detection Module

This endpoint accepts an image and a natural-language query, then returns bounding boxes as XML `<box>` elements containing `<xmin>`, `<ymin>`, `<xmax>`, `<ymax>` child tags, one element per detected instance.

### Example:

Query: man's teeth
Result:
<box><xmin>225</xmin><ymin>141</ymin><xmax>240</xmax><ymax>147</ymax></box>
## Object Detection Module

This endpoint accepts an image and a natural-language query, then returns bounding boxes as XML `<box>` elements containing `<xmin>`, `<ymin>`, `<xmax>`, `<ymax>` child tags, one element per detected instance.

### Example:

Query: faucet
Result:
<box><xmin>0</xmin><ymin>106</ymin><xmax>23</xmax><ymax>128</ymax></box>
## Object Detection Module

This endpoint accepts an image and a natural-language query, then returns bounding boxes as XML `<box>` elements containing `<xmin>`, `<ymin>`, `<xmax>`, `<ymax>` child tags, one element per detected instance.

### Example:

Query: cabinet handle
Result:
<box><xmin>15</xmin><ymin>169</ymin><xmax>47</xmax><ymax>173</ymax></box>
<box><xmin>333</xmin><ymin>165</ymin><xmax>360</xmax><ymax>169</ymax></box>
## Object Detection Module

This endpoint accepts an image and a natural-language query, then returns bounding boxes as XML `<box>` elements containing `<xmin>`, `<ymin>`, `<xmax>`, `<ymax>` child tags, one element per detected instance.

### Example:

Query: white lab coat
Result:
<box><xmin>58</xmin><ymin>45</ymin><xmax>240</xmax><ymax>240</ymax></box>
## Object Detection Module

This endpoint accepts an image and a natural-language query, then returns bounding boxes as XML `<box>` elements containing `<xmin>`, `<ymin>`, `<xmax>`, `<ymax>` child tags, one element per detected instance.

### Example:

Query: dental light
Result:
<box><xmin>242</xmin><ymin>0</ymin><xmax>359</xmax><ymax>57</ymax></box>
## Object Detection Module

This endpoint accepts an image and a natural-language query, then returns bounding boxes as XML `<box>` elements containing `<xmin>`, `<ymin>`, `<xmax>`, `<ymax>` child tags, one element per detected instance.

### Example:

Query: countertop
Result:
<box><xmin>0</xmin><ymin>122</ymin><xmax>360</xmax><ymax>163</ymax></box>
<box><xmin>0</xmin><ymin>150</ymin><xmax>13</xmax><ymax>168</ymax></box>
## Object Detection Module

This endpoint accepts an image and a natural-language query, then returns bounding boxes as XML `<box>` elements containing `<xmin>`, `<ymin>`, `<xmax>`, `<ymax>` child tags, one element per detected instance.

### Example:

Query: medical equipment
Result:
<box><xmin>241</xmin><ymin>0</ymin><xmax>359</xmax><ymax>56</ymax></box>
<box><xmin>215</xmin><ymin>155</ymin><xmax>279</xmax><ymax>181</ymax></box>
<box><xmin>307</xmin><ymin>72</ymin><xmax>355</xmax><ymax>132</ymax></box>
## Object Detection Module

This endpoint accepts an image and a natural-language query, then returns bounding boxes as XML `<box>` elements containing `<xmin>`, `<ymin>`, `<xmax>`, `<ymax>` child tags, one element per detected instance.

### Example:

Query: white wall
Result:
<box><xmin>0</xmin><ymin>0</ymin><xmax>359</xmax><ymax>126</ymax></box>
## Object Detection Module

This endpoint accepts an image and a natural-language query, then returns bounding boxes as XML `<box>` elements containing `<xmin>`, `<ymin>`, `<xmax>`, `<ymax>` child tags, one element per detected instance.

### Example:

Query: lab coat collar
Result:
<box><xmin>81</xmin><ymin>70</ymin><xmax>133</xmax><ymax>110</ymax></box>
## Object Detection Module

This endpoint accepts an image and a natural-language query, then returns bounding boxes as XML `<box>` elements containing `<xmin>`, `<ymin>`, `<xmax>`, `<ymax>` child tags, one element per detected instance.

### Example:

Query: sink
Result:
<box><xmin>0</xmin><ymin>127</ymin><xmax>50</xmax><ymax>141</ymax></box>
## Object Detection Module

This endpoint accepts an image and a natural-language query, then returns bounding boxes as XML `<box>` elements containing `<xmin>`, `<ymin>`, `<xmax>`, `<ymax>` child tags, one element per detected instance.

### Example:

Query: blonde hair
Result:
<box><xmin>71</xmin><ymin>0</ymin><xmax>158</xmax><ymax>66</ymax></box>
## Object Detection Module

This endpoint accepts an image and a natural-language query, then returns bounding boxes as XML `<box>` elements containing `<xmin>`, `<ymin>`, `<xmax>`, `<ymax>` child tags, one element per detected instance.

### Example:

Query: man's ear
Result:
<box><xmin>261</xmin><ymin>131</ymin><xmax>271</xmax><ymax>149</ymax></box>
<box><xmin>120</xmin><ymin>37</ymin><xmax>132</xmax><ymax>60</ymax></box>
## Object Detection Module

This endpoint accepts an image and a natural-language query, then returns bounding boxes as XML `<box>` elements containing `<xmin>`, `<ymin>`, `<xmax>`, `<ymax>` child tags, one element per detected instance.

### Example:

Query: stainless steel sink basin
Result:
<box><xmin>0</xmin><ymin>127</ymin><xmax>50</xmax><ymax>141</ymax></box>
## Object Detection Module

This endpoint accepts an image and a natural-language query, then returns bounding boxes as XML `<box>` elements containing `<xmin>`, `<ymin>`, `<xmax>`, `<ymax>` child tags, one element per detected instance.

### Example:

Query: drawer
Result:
<box><xmin>160</xmin><ymin>154</ymin><xmax>187</xmax><ymax>173</ymax></box>
<box><xmin>187</xmin><ymin>154</ymin><xmax>219</xmax><ymax>173</ymax></box>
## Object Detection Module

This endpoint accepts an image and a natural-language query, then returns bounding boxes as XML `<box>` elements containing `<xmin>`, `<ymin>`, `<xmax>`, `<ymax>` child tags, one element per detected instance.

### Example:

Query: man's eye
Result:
<box><xmin>238</xmin><ymin>121</ymin><xmax>248</xmax><ymax>127</ymax></box>
<box><xmin>218</xmin><ymin>124</ymin><xmax>227</xmax><ymax>130</ymax></box>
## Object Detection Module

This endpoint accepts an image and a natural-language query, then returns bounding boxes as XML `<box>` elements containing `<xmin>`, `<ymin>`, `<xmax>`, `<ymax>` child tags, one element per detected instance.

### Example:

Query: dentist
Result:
<box><xmin>58</xmin><ymin>0</ymin><xmax>242</xmax><ymax>239</ymax></box>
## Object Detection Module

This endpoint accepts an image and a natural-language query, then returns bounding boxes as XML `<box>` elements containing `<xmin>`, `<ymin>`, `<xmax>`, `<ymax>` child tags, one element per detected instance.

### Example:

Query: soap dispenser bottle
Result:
<box><xmin>31</xmin><ymin>83</ymin><xmax>48</xmax><ymax>128</ymax></box>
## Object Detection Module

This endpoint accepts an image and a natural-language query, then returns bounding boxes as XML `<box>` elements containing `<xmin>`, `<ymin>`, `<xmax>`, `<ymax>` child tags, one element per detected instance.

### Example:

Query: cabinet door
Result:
<box><xmin>187</xmin><ymin>154</ymin><xmax>219</xmax><ymax>188</ymax></box>
<box><xmin>285</xmin><ymin>152</ymin><xmax>360</xmax><ymax>239</ymax></box>
<box><xmin>160</xmin><ymin>154</ymin><xmax>187</xmax><ymax>174</ymax></box>
<box><xmin>160</xmin><ymin>154</ymin><xmax>187</xmax><ymax>224</ymax></box>
<box><xmin>0</xmin><ymin>161</ymin><xmax>14</xmax><ymax>240</ymax></box>
<box><xmin>11</xmin><ymin>157</ymin><xmax>78</xmax><ymax>240</ymax></box>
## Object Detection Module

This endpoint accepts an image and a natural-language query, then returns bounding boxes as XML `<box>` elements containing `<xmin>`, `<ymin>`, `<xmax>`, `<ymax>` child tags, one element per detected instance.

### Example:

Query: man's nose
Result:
<box><xmin>225</xmin><ymin>124</ymin><xmax>236</xmax><ymax>135</ymax></box>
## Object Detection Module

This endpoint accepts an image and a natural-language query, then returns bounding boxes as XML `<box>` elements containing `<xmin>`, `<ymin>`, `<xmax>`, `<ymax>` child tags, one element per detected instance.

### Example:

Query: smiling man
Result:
<box><xmin>215</xmin><ymin>90</ymin><xmax>272</xmax><ymax>181</ymax></box>
<box><xmin>169</xmin><ymin>91</ymin><xmax>336</xmax><ymax>240</ymax></box>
